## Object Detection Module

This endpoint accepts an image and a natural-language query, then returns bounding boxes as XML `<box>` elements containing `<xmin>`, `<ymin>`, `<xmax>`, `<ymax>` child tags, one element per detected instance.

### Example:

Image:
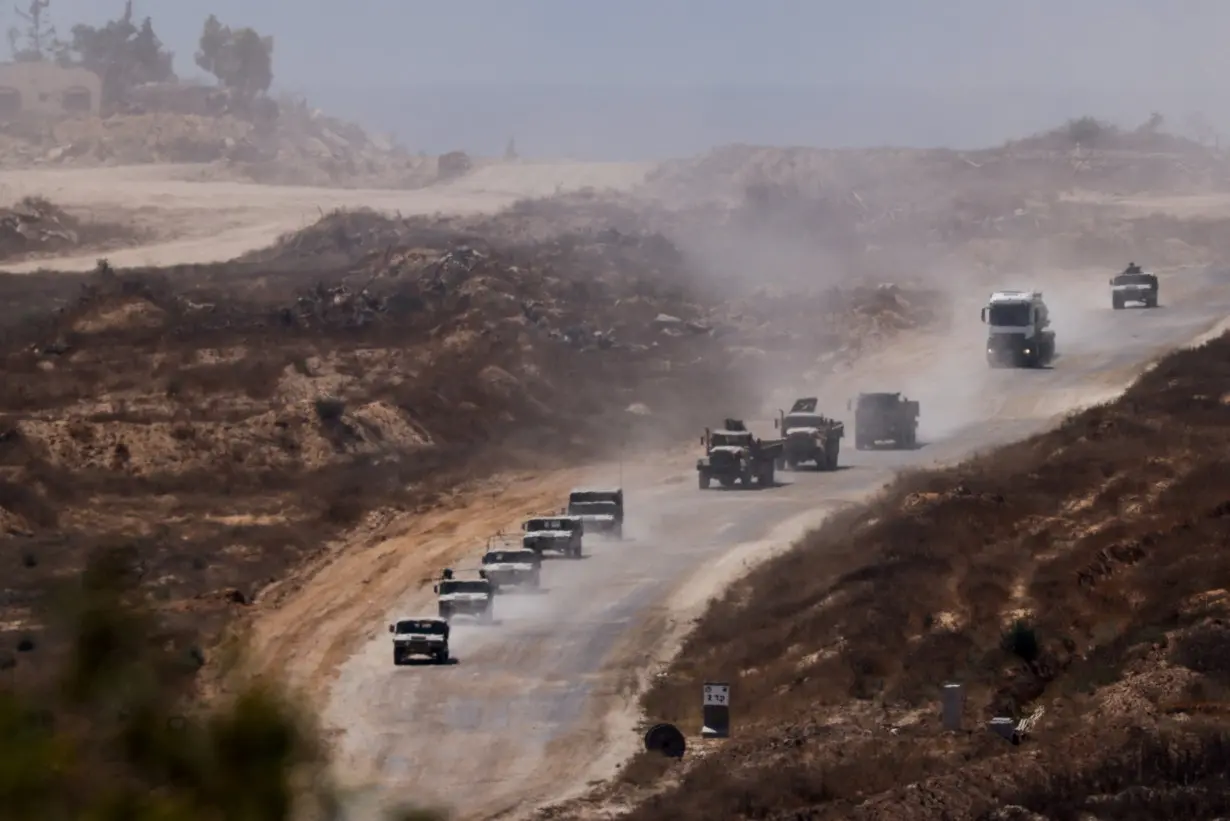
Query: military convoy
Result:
<box><xmin>1110</xmin><ymin>262</ymin><xmax>1159</xmax><ymax>310</ymax></box>
<box><xmin>774</xmin><ymin>397</ymin><xmax>844</xmax><ymax>471</ymax></box>
<box><xmin>402</xmin><ymin>487</ymin><xmax>629</xmax><ymax>666</ymax></box>
<box><xmin>697</xmin><ymin>418</ymin><xmax>782</xmax><ymax>489</ymax></box>
<box><xmin>850</xmin><ymin>392</ymin><xmax>920</xmax><ymax>450</ymax></box>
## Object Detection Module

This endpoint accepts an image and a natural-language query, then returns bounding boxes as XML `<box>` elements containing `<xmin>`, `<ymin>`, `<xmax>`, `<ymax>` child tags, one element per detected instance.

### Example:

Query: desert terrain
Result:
<box><xmin>5</xmin><ymin>98</ymin><xmax>1230</xmax><ymax>821</ymax></box>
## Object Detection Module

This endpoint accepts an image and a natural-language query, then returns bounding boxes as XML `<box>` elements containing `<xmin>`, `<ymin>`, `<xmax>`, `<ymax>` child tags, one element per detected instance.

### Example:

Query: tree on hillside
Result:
<box><xmin>7</xmin><ymin>0</ymin><xmax>63</xmax><ymax>62</ymax></box>
<box><xmin>59</xmin><ymin>1</ymin><xmax>176</xmax><ymax>108</ymax></box>
<box><xmin>194</xmin><ymin>14</ymin><xmax>273</xmax><ymax>97</ymax></box>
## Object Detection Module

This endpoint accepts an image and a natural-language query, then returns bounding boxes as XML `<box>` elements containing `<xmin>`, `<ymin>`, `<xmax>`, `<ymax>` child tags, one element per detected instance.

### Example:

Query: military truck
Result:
<box><xmin>389</xmin><ymin>617</ymin><xmax>450</xmax><ymax>665</ymax></box>
<box><xmin>479</xmin><ymin>547</ymin><xmax>542</xmax><ymax>591</ymax></box>
<box><xmin>849</xmin><ymin>392</ymin><xmax>920</xmax><ymax>450</ymax></box>
<box><xmin>566</xmin><ymin>487</ymin><xmax>624</xmax><ymax>539</ymax></box>
<box><xmin>980</xmin><ymin>290</ymin><xmax>1056</xmax><ymax>368</ymax></box>
<box><xmin>773</xmin><ymin>397</ymin><xmax>844</xmax><ymax>471</ymax></box>
<box><xmin>1110</xmin><ymin>262</ymin><xmax>1159</xmax><ymax>309</ymax></box>
<box><xmin>697</xmin><ymin>418</ymin><xmax>783</xmax><ymax>489</ymax></box>
<box><xmin>434</xmin><ymin>574</ymin><xmax>494</xmax><ymax>623</ymax></box>
<box><xmin>521</xmin><ymin>515</ymin><xmax>585</xmax><ymax>558</ymax></box>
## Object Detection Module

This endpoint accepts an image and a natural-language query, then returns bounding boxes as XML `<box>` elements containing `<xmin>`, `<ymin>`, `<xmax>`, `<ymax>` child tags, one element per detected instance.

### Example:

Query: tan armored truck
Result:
<box><xmin>774</xmin><ymin>397</ymin><xmax>844</xmax><ymax>471</ymax></box>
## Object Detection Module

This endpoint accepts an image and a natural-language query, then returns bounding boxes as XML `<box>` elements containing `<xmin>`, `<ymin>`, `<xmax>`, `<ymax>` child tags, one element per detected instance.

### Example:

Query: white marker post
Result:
<box><xmin>701</xmin><ymin>682</ymin><xmax>730</xmax><ymax>738</ymax></box>
<box><xmin>941</xmin><ymin>682</ymin><xmax>964</xmax><ymax>732</ymax></box>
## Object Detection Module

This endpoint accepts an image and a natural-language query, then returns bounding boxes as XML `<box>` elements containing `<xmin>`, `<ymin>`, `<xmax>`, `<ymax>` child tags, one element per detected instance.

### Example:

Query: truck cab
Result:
<box><xmin>389</xmin><ymin>617</ymin><xmax>450</xmax><ymax>665</ymax></box>
<box><xmin>697</xmin><ymin>418</ymin><xmax>781</xmax><ymax>489</ymax></box>
<box><xmin>774</xmin><ymin>397</ymin><xmax>844</xmax><ymax>470</ymax></box>
<box><xmin>1109</xmin><ymin>263</ymin><xmax>1159</xmax><ymax>309</ymax></box>
<box><xmin>433</xmin><ymin>577</ymin><xmax>494</xmax><ymax>623</ymax></box>
<box><xmin>565</xmin><ymin>488</ymin><xmax>624</xmax><ymax>539</ymax></box>
<box><xmin>849</xmin><ymin>391</ymin><xmax>919</xmax><ymax>450</ymax></box>
<box><xmin>521</xmin><ymin>515</ymin><xmax>585</xmax><ymax>558</ymax></box>
<box><xmin>479</xmin><ymin>548</ymin><xmax>542</xmax><ymax>590</ymax></box>
<box><xmin>980</xmin><ymin>290</ymin><xmax>1056</xmax><ymax>368</ymax></box>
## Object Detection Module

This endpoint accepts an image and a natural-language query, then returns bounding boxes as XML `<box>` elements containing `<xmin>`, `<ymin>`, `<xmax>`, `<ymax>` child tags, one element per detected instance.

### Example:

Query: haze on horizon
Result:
<box><xmin>36</xmin><ymin>0</ymin><xmax>1230</xmax><ymax>159</ymax></box>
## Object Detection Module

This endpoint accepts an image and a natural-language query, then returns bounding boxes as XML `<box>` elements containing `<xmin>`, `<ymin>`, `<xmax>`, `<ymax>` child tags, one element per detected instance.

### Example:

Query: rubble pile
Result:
<box><xmin>0</xmin><ymin>93</ymin><xmax>449</xmax><ymax>189</ymax></box>
<box><xmin>263</xmin><ymin>211</ymin><xmax>944</xmax><ymax>392</ymax></box>
<box><xmin>0</xmin><ymin>196</ymin><xmax>138</xmax><ymax>263</ymax></box>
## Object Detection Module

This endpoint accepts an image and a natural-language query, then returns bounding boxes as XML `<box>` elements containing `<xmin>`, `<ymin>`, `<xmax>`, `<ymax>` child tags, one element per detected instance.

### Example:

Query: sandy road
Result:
<box><xmin>325</xmin><ymin>267</ymin><xmax>1230</xmax><ymax>820</ymax></box>
<box><xmin>0</xmin><ymin>160</ymin><xmax>652</xmax><ymax>272</ymax></box>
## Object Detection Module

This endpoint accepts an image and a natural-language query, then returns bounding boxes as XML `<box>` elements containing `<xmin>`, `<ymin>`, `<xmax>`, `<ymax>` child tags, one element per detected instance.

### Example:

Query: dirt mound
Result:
<box><xmin>0</xmin><ymin>196</ymin><xmax>139</xmax><ymax>264</ymax></box>
<box><xmin>638</xmin><ymin>121</ymin><xmax>1230</xmax><ymax>274</ymax></box>
<box><xmin>583</xmin><ymin>328</ymin><xmax>1230</xmax><ymax>820</ymax></box>
<box><xmin>0</xmin><ymin>97</ymin><xmax>445</xmax><ymax>190</ymax></box>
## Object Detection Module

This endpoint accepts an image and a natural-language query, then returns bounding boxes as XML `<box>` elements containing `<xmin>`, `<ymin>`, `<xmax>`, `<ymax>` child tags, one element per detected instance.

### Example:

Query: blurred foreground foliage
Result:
<box><xmin>0</xmin><ymin>545</ymin><xmax>446</xmax><ymax>821</ymax></box>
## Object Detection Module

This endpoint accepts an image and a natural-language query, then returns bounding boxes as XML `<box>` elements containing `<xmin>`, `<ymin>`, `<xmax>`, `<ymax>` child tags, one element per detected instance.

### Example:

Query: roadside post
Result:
<box><xmin>701</xmin><ymin>681</ymin><xmax>730</xmax><ymax>738</ymax></box>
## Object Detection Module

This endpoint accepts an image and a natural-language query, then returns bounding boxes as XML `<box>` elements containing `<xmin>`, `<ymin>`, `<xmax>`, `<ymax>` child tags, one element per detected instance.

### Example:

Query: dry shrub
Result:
<box><xmin>615</xmin><ymin>331</ymin><xmax>1230</xmax><ymax>820</ymax></box>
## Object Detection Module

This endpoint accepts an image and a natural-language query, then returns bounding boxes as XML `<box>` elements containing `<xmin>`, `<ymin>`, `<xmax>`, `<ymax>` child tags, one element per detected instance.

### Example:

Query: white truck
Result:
<box><xmin>980</xmin><ymin>290</ymin><xmax>1056</xmax><ymax>368</ymax></box>
<box><xmin>521</xmin><ymin>515</ymin><xmax>584</xmax><ymax>558</ymax></box>
<box><xmin>389</xmin><ymin>617</ymin><xmax>450</xmax><ymax>665</ymax></box>
<box><xmin>434</xmin><ymin>576</ymin><xmax>494</xmax><ymax>623</ymax></box>
<box><xmin>479</xmin><ymin>547</ymin><xmax>542</xmax><ymax>591</ymax></box>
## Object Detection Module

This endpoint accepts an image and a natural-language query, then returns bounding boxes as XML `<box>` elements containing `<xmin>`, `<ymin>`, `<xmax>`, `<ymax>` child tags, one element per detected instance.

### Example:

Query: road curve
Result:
<box><xmin>328</xmin><ymin>267</ymin><xmax>1230</xmax><ymax>820</ymax></box>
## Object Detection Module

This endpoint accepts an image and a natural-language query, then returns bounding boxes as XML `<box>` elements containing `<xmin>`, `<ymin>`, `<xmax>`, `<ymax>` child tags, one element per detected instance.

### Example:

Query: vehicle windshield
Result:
<box><xmin>857</xmin><ymin>393</ymin><xmax>900</xmax><ymax>410</ymax></box>
<box><xmin>438</xmin><ymin>580</ymin><xmax>489</xmax><ymax>595</ymax></box>
<box><xmin>394</xmin><ymin>619</ymin><xmax>446</xmax><ymax>635</ymax></box>
<box><xmin>526</xmin><ymin>518</ymin><xmax>575</xmax><ymax>532</ymax></box>
<box><xmin>484</xmin><ymin>551</ymin><xmax>535</xmax><ymax>564</ymax></box>
<box><xmin>710</xmin><ymin>432</ymin><xmax>752</xmax><ymax>447</ymax></box>
<box><xmin>987</xmin><ymin>303</ymin><xmax>1031</xmax><ymax>326</ymax></box>
<box><xmin>784</xmin><ymin>413</ymin><xmax>825</xmax><ymax>429</ymax></box>
<box><xmin>1114</xmin><ymin>273</ymin><xmax>1154</xmax><ymax>286</ymax></box>
<box><xmin>568</xmin><ymin>501</ymin><xmax>618</xmax><ymax>515</ymax></box>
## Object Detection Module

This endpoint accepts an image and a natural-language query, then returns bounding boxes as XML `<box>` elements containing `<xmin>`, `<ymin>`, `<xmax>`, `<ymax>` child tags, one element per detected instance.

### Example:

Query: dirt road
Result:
<box><xmin>0</xmin><ymin>160</ymin><xmax>652</xmax><ymax>272</ymax></box>
<box><xmin>324</xmin><ymin>267</ymin><xmax>1230</xmax><ymax>820</ymax></box>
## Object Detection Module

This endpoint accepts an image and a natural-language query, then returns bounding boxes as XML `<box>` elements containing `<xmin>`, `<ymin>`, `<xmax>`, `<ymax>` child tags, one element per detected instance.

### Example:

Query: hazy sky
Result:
<box><xmin>27</xmin><ymin>1</ymin><xmax>1230</xmax><ymax>157</ymax></box>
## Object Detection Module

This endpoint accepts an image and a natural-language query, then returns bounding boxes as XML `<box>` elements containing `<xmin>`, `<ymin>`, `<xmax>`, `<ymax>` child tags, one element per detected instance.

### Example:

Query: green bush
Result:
<box><xmin>0</xmin><ymin>545</ymin><xmax>446</xmax><ymax>821</ymax></box>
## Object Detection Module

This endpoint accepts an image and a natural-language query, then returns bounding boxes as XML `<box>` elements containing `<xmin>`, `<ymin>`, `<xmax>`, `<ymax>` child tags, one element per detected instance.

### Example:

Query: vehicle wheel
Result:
<box><xmin>393</xmin><ymin>651</ymin><xmax>404</xmax><ymax>666</ymax></box>
<box><xmin>480</xmin><ymin>608</ymin><xmax>493</xmax><ymax>624</ymax></box>
<box><xmin>698</xmin><ymin>473</ymin><xmax>710</xmax><ymax>490</ymax></box>
<box><xmin>434</xmin><ymin>650</ymin><xmax>448</xmax><ymax>664</ymax></box>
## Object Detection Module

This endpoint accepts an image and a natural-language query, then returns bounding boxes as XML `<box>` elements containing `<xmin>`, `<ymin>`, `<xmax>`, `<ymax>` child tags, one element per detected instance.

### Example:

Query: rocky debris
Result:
<box><xmin>256</xmin><ymin>211</ymin><xmax>945</xmax><ymax>381</ymax></box>
<box><xmin>0</xmin><ymin>197</ymin><xmax>137</xmax><ymax>263</ymax></box>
